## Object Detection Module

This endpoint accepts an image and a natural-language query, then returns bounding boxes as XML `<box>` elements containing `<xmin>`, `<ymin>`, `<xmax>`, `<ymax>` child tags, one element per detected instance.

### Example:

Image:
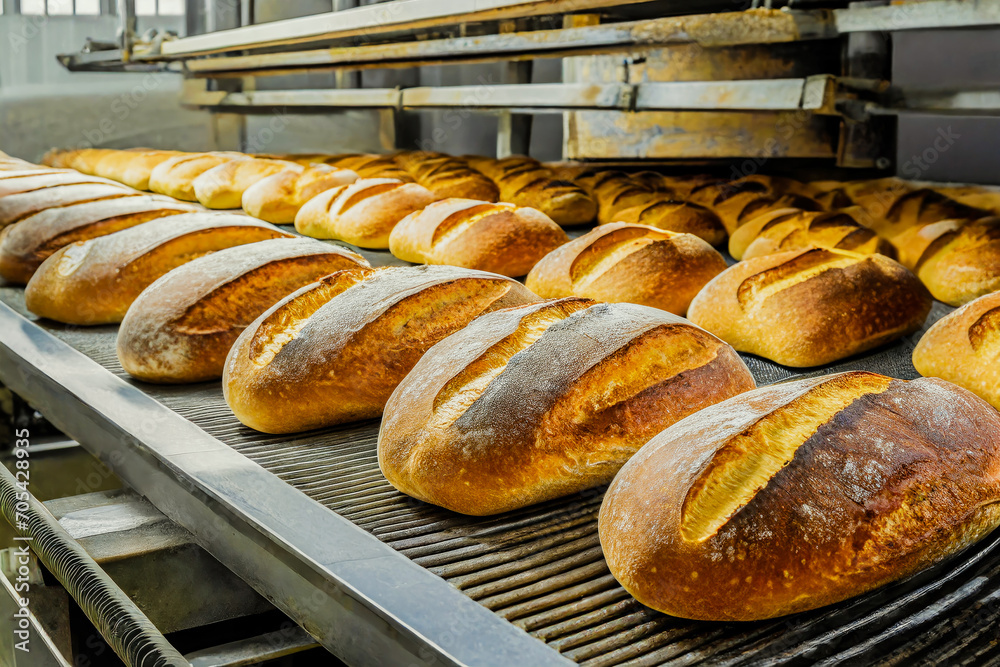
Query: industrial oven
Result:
<box><xmin>2</xmin><ymin>1</ymin><xmax>1000</xmax><ymax>665</ymax></box>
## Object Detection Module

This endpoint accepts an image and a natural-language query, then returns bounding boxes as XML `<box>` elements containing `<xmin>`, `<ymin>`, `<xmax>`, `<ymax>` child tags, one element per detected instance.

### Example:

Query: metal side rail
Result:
<box><xmin>0</xmin><ymin>464</ymin><xmax>190</xmax><ymax>667</ymax></box>
<box><xmin>0</xmin><ymin>301</ymin><xmax>570</xmax><ymax>667</ymax></box>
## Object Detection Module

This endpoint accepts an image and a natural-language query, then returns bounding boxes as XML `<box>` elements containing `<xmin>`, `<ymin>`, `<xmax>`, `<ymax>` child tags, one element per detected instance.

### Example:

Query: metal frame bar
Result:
<box><xmin>0</xmin><ymin>302</ymin><xmax>571</xmax><ymax>667</ymax></box>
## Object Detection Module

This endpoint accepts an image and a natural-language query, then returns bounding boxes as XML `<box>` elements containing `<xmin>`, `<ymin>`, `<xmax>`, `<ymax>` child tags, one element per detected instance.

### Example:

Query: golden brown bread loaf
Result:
<box><xmin>526</xmin><ymin>223</ymin><xmax>726</xmax><ymax>316</ymax></box>
<box><xmin>858</xmin><ymin>187</ymin><xmax>988</xmax><ymax>239</ymax></box>
<box><xmin>241</xmin><ymin>164</ymin><xmax>359</xmax><ymax>223</ymax></box>
<box><xmin>223</xmin><ymin>265</ymin><xmax>539</xmax><ymax>433</ymax></box>
<box><xmin>193</xmin><ymin>157</ymin><xmax>300</xmax><ymax>209</ymax></box>
<box><xmin>599</xmin><ymin>371</ymin><xmax>1000</xmax><ymax>621</ymax></box>
<box><xmin>687</xmin><ymin>248</ymin><xmax>932</xmax><ymax>366</ymax></box>
<box><xmin>379</xmin><ymin>298</ymin><xmax>756</xmax><ymax>515</ymax></box>
<box><xmin>728</xmin><ymin>208</ymin><xmax>896</xmax><ymax>261</ymax></box>
<box><xmin>614</xmin><ymin>200</ymin><xmax>727</xmax><ymax>247</ymax></box>
<box><xmin>91</xmin><ymin>150</ymin><xmax>184</xmax><ymax>190</ymax></box>
<box><xmin>0</xmin><ymin>182</ymin><xmax>141</xmax><ymax>228</ymax></box>
<box><xmin>294</xmin><ymin>178</ymin><xmax>439</xmax><ymax>249</ymax></box>
<box><xmin>42</xmin><ymin>148</ymin><xmax>118</xmax><ymax>171</ymax></box>
<box><xmin>332</xmin><ymin>154</ymin><xmax>414</xmax><ymax>182</ymax></box>
<box><xmin>394</xmin><ymin>153</ymin><xmax>499</xmax><ymax>202</ymax></box>
<box><xmin>148</xmin><ymin>152</ymin><xmax>246</xmax><ymax>201</ymax></box>
<box><xmin>117</xmin><ymin>237</ymin><xmax>369</xmax><ymax>383</ymax></box>
<box><xmin>0</xmin><ymin>171</ymin><xmax>118</xmax><ymax>197</ymax></box>
<box><xmin>25</xmin><ymin>214</ymin><xmax>289</xmax><ymax>325</ymax></box>
<box><xmin>891</xmin><ymin>216</ymin><xmax>1000</xmax><ymax>306</ymax></box>
<box><xmin>934</xmin><ymin>185</ymin><xmax>1000</xmax><ymax>214</ymax></box>
<box><xmin>913</xmin><ymin>291</ymin><xmax>1000</xmax><ymax>409</ymax></box>
<box><xmin>388</xmin><ymin>199</ymin><xmax>567</xmax><ymax>277</ymax></box>
<box><xmin>469</xmin><ymin>156</ymin><xmax>597</xmax><ymax>226</ymax></box>
<box><xmin>0</xmin><ymin>195</ymin><xmax>201</xmax><ymax>284</ymax></box>
<box><xmin>580</xmin><ymin>171</ymin><xmax>666</xmax><ymax>225</ymax></box>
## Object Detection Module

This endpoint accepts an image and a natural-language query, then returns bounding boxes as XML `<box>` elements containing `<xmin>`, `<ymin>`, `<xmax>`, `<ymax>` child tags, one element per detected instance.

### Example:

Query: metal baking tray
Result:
<box><xmin>2</xmin><ymin>235</ymin><xmax>998</xmax><ymax>667</ymax></box>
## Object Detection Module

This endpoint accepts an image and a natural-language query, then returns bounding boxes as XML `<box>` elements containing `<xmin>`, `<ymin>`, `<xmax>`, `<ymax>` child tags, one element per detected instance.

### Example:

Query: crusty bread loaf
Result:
<box><xmin>42</xmin><ymin>148</ymin><xmax>118</xmax><ymax>171</ymax></box>
<box><xmin>687</xmin><ymin>247</ymin><xmax>932</xmax><ymax>366</ymax></box>
<box><xmin>25</xmin><ymin>214</ymin><xmax>289</xmax><ymax>325</ymax></box>
<box><xmin>332</xmin><ymin>154</ymin><xmax>414</xmax><ymax>182</ymax></box>
<box><xmin>394</xmin><ymin>153</ymin><xmax>499</xmax><ymax>202</ymax></box>
<box><xmin>295</xmin><ymin>178</ymin><xmax>439</xmax><ymax>249</ymax></box>
<box><xmin>891</xmin><ymin>216</ymin><xmax>1000</xmax><ymax>306</ymax></box>
<box><xmin>469</xmin><ymin>156</ymin><xmax>597</xmax><ymax>226</ymax></box>
<box><xmin>117</xmin><ymin>237</ymin><xmax>369</xmax><ymax>383</ymax></box>
<box><xmin>91</xmin><ymin>150</ymin><xmax>184</xmax><ymax>190</ymax></box>
<box><xmin>388</xmin><ymin>199</ymin><xmax>568</xmax><ymax>277</ymax></box>
<box><xmin>0</xmin><ymin>183</ymin><xmax>141</xmax><ymax>228</ymax></box>
<box><xmin>223</xmin><ymin>265</ymin><xmax>539</xmax><ymax>433</ymax></box>
<box><xmin>615</xmin><ymin>200</ymin><xmax>727</xmax><ymax>246</ymax></box>
<box><xmin>860</xmin><ymin>187</ymin><xmax>988</xmax><ymax>239</ymax></box>
<box><xmin>729</xmin><ymin>207</ymin><xmax>896</xmax><ymax>261</ymax></box>
<box><xmin>241</xmin><ymin>164</ymin><xmax>359</xmax><ymax>223</ymax></box>
<box><xmin>714</xmin><ymin>191</ymin><xmax>824</xmax><ymax>237</ymax></box>
<box><xmin>526</xmin><ymin>223</ymin><xmax>726</xmax><ymax>316</ymax></box>
<box><xmin>578</xmin><ymin>171</ymin><xmax>665</xmax><ymax>224</ymax></box>
<box><xmin>0</xmin><ymin>195</ymin><xmax>201</xmax><ymax>284</ymax></box>
<box><xmin>600</xmin><ymin>371</ymin><xmax>1000</xmax><ymax>621</ymax></box>
<box><xmin>148</xmin><ymin>153</ymin><xmax>246</xmax><ymax>201</ymax></box>
<box><xmin>934</xmin><ymin>184</ymin><xmax>1000</xmax><ymax>214</ymax></box>
<box><xmin>193</xmin><ymin>157</ymin><xmax>300</xmax><ymax>209</ymax></box>
<box><xmin>913</xmin><ymin>291</ymin><xmax>1000</xmax><ymax>409</ymax></box>
<box><xmin>0</xmin><ymin>171</ymin><xmax>120</xmax><ymax>197</ymax></box>
<box><xmin>379</xmin><ymin>298</ymin><xmax>755</xmax><ymax>516</ymax></box>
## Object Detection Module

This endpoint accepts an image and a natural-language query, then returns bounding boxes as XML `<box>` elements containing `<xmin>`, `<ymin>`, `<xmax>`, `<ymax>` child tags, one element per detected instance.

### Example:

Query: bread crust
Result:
<box><xmin>0</xmin><ymin>171</ymin><xmax>119</xmax><ymax>197</ymax></box>
<box><xmin>687</xmin><ymin>248</ymin><xmax>932</xmax><ymax>367</ymax></box>
<box><xmin>0</xmin><ymin>196</ymin><xmax>201</xmax><ymax>284</ymax></box>
<box><xmin>913</xmin><ymin>291</ymin><xmax>1000</xmax><ymax>409</ymax></box>
<box><xmin>294</xmin><ymin>178</ymin><xmax>439</xmax><ymax>249</ymax></box>
<box><xmin>394</xmin><ymin>153</ymin><xmax>499</xmax><ymax>201</ymax></box>
<box><xmin>223</xmin><ymin>265</ymin><xmax>539</xmax><ymax>433</ymax></box>
<box><xmin>91</xmin><ymin>150</ymin><xmax>183</xmax><ymax>190</ymax></box>
<box><xmin>117</xmin><ymin>237</ymin><xmax>369</xmax><ymax>383</ymax></box>
<box><xmin>729</xmin><ymin>207</ymin><xmax>896</xmax><ymax>261</ymax></box>
<box><xmin>599</xmin><ymin>372</ymin><xmax>1000</xmax><ymax>621</ymax></box>
<box><xmin>615</xmin><ymin>200</ymin><xmax>726</xmax><ymax>246</ymax></box>
<box><xmin>241</xmin><ymin>165</ymin><xmax>360</xmax><ymax>223</ymax></box>
<box><xmin>388</xmin><ymin>198</ymin><xmax>568</xmax><ymax>277</ymax></box>
<box><xmin>379</xmin><ymin>299</ymin><xmax>755</xmax><ymax>515</ymax></box>
<box><xmin>193</xmin><ymin>158</ymin><xmax>300</xmax><ymax>209</ymax></box>
<box><xmin>24</xmin><ymin>214</ymin><xmax>289</xmax><ymax>325</ymax></box>
<box><xmin>526</xmin><ymin>222</ymin><xmax>726</xmax><ymax>316</ymax></box>
<box><xmin>0</xmin><ymin>183</ymin><xmax>140</xmax><ymax>227</ymax></box>
<box><xmin>468</xmin><ymin>156</ymin><xmax>596</xmax><ymax>226</ymax></box>
<box><xmin>148</xmin><ymin>153</ymin><xmax>246</xmax><ymax>201</ymax></box>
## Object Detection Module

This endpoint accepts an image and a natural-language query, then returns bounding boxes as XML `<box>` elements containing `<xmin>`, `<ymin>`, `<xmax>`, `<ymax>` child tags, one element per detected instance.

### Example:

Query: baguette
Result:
<box><xmin>526</xmin><ymin>223</ymin><xmax>726</xmax><ymax>316</ymax></box>
<box><xmin>729</xmin><ymin>208</ymin><xmax>896</xmax><ymax>261</ymax></box>
<box><xmin>687</xmin><ymin>247</ymin><xmax>932</xmax><ymax>367</ymax></box>
<box><xmin>92</xmin><ymin>150</ymin><xmax>184</xmax><ymax>190</ymax></box>
<box><xmin>0</xmin><ymin>171</ymin><xmax>118</xmax><ymax>197</ymax></box>
<box><xmin>25</xmin><ymin>214</ymin><xmax>289</xmax><ymax>325</ymax></box>
<box><xmin>223</xmin><ymin>265</ymin><xmax>539</xmax><ymax>433</ymax></box>
<box><xmin>913</xmin><ymin>291</ymin><xmax>1000</xmax><ymax>409</ymax></box>
<box><xmin>379</xmin><ymin>298</ymin><xmax>755</xmax><ymax>516</ymax></box>
<box><xmin>0</xmin><ymin>195</ymin><xmax>201</xmax><ymax>284</ymax></box>
<box><xmin>193</xmin><ymin>158</ymin><xmax>300</xmax><ymax>209</ymax></box>
<box><xmin>118</xmin><ymin>237</ymin><xmax>369</xmax><ymax>383</ymax></box>
<box><xmin>388</xmin><ymin>199</ymin><xmax>567</xmax><ymax>277</ymax></box>
<box><xmin>294</xmin><ymin>178</ymin><xmax>438</xmax><ymax>249</ymax></box>
<box><xmin>600</xmin><ymin>371</ymin><xmax>1000</xmax><ymax>621</ymax></box>
<box><xmin>395</xmin><ymin>153</ymin><xmax>499</xmax><ymax>202</ymax></box>
<box><xmin>892</xmin><ymin>216</ymin><xmax>1000</xmax><ymax>306</ymax></box>
<box><xmin>0</xmin><ymin>183</ymin><xmax>141</xmax><ymax>228</ymax></box>
<box><xmin>241</xmin><ymin>164</ymin><xmax>359</xmax><ymax>223</ymax></box>
<box><xmin>614</xmin><ymin>200</ymin><xmax>726</xmax><ymax>246</ymax></box>
<box><xmin>148</xmin><ymin>152</ymin><xmax>247</xmax><ymax>201</ymax></box>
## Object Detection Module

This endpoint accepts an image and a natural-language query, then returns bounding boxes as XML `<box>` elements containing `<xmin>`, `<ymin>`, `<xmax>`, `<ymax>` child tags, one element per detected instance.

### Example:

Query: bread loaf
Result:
<box><xmin>395</xmin><ymin>153</ymin><xmax>499</xmax><ymax>202</ymax></box>
<box><xmin>615</xmin><ymin>200</ymin><xmax>727</xmax><ymax>247</ymax></box>
<box><xmin>714</xmin><ymin>191</ymin><xmax>824</xmax><ymax>237</ymax></box>
<box><xmin>193</xmin><ymin>158</ymin><xmax>300</xmax><ymax>209</ymax></box>
<box><xmin>687</xmin><ymin>248</ymin><xmax>932</xmax><ymax>366</ymax></box>
<box><xmin>148</xmin><ymin>152</ymin><xmax>246</xmax><ymax>201</ymax></box>
<box><xmin>599</xmin><ymin>371</ymin><xmax>1000</xmax><ymax>621</ymax></box>
<box><xmin>581</xmin><ymin>171</ymin><xmax>664</xmax><ymax>224</ymax></box>
<box><xmin>333</xmin><ymin>154</ymin><xmax>414</xmax><ymax>182</ymax></box>
<box><xmin>223</xmin><ymin>265</ymin><xmax>539</xmax><ymax>433</ymax></box>
<box><xmin>295</xmin><ymin>178</ymin><xmax>438</xmax><ymax>249</ymax></box>
<box><xmin>92</xmin><ymin>150</ymin><xmax>184</xmax><ymax>190</ymax></box>
<box><xmin>0</xmin><ymin>196</ymin><xmax>201</xmax><ymax>284</ymax></box>
<box><xmin>118</xmin><ymin>237</ymin><xmax>369</xmax><ymax>383</ymax></box>
<box><xmin>913</xmin><ymin>291</ymin><xmax>1000</xmax><ymax>409</ymax></box>
<box><xmin>729</xmin><ymin>208</ymin><xmax>896</xmax><ymax>261</ymax></box>
<box><xmin>41</xmin><ymin>148</ymin><xmax>117</xmax><ymax>171</ymax></box>
<box><xmin>934</xmin><ymin>185</ymin><xmax>1000</xmax><ymax>214</ymax></box>
<box><xmin>25</xmin><ymin>214</ymin><xmax>289</xmax><ymax>325</ymax></box>
<box><xmin>892</xmin><ymin>216</ymin><xmax>1000</xmax><ymax>306</ymax></box>
<box><xmin>470</xmin><ymin>156</ymin><xmax>597</xmax><ymax>226</ymax></box>
<box><xmin>526</xmin><ymin>223</ymin><xmax>726</xmax><ymax>316</ymax></box>
<box><xmin>0</xmin><ymin>183</ymin><xmax>140</xmax><ymax>228</ymax></box>
<box><xmin>861</xmin><ymin>187</ymin><xmax>988</xmax><ymax>239</ymax></box>
<box><xmin>379</xmin><ymin>298</ymin><xmax>755</xmax><ymax>516</ymax></box>
<box><xmin>388</xmin><ymin>199</ymin><xmax>567</xmax><ymax>277</ymax></box>
<box><xmin>241</xmin><ymin>164</ymin><xmax>359</xmax><ymax>223</ymax></box>
<box><xmin>0</xmin><ymin>171</ymin><xmax>119</xmax><ymax>197</ymax></box>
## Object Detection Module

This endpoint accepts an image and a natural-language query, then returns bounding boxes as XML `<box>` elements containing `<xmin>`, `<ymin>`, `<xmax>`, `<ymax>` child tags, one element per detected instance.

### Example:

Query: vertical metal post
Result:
<box><xmin>116</xmin><ymin>0</ymin><xmax>136</xmax><ymax>61</ymax></box>
<box><xmin>496</xmin><ymin>60</ymin><xmax>533</xmax><ymax>158</ymax></box>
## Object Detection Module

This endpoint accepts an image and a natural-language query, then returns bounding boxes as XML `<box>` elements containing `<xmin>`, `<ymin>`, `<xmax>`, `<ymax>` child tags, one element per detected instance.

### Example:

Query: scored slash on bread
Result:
<box><xmin>24</xmin><ymin>214</ymin><xmax>291</xmax><ymax>325</ymax></box>
<box><xmin>241</xmin><ymin>164</ymin><xmax>360</xmax><ymax>223</ymax></box>
<box><xmin>378</xmin><ymin>298</ymin><xmax>755</xmax><ymax>516</ymax></box>
<box><xmin>394</xmin><ymin>152</ymin><xmax>500</xmax><ymax>202</ymax></box>
<box><xmin>193</xmin><ymin>157</ymin><xmax>302</xmax><ymax>210</ymax></box>
<box><xmin>0</xmin><ymin>182</ymin><xmax>143</xmax><ymax>228</ymax></box>
<box><xmin>526</xmin><ymin>222</ymin><xmax>726</xmax><ymax>316</ymax></box>
<box><xmin>599</xmin><ymin>371</ymin><xmax>1000</xmax><ymax>621</ymax></box>
<box><xmin>0</xmin><ymin>171</ymin><xmax>122</xmax><ymax>197</ymax></box>
<box><xmin>223</xmin><ymin>265</ymin><xmax>540</xmax><ymax>434</ymax></box>
<box><xmin>117</xmin><ymin>237</ymin><xmax>370</xmax><ymax>383</ymax></box>
<box><xmin>728</xmin><ymin>207</ymin><xmax>896</xmax><ymax>261</ymax></box>
<box><xmin>687</xmin><ymin>247</ymin><xmax>932</xmax><ymax>367</ymax></box>
<box><xmin>388</xmin><ymin>198</ymin><xmax>568</xmax><ymax>277</ymax></box>
<box><xmin>149</xmin><ymin>152</ymin><xmax>247</xmax><ymax>201</ymax></box>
